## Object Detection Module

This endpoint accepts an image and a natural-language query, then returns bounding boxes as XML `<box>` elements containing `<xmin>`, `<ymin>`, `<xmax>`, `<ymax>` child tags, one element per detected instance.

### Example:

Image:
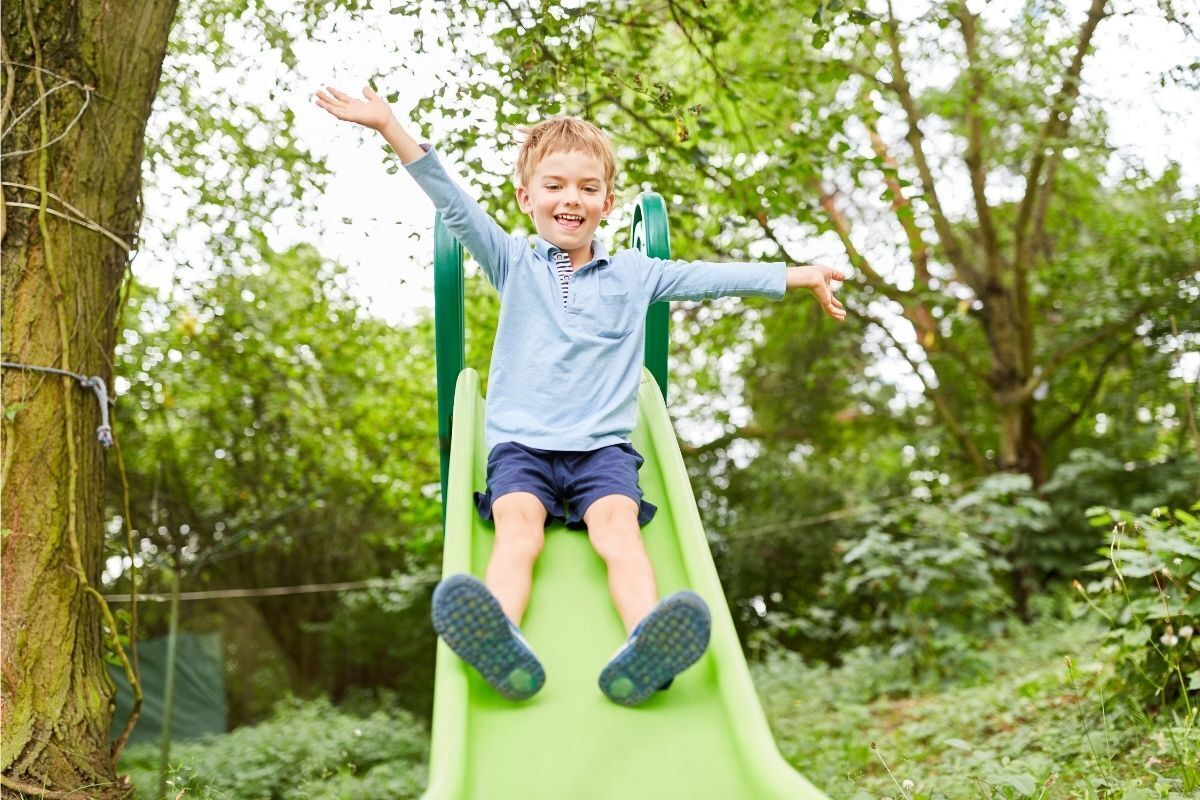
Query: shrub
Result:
<box><xmin>1078</xmin><ymin>503</ymin><xmax>1200</xmax><ymax>712</ymax></box>
<box><xmin>762</xmin><ymin>473</ymin><xmax>1042</xmax><ymax>690</ymax></box>
<box><xmin>119</xmin><ymin>695</ymin><xmax>429</xmax><ymax>800</ymax></box>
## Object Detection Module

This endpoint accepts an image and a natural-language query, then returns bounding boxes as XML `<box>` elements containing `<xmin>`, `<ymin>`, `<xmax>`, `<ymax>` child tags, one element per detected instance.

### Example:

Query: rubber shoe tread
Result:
<box><xmin>431</xmin><ymin>574</ymin><xmax>545</xmax><ymax>701</ymax></box>
<box><xmin>599</xmin><ymin>591</ymin><xmax>711</xmax><ymax>707</ymax></box>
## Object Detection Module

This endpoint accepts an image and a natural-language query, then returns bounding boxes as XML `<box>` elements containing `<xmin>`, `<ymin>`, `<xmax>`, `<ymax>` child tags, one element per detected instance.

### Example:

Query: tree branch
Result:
<box><xmin>875</xmin><ymin>317</ymin><xmax>990</xmax><ymax>473</ymax></box>
<box><xmin>1014</xmin><ymin>0</ymin><xmax>1108</xmax><ymax>253</ymax></box>
<box><xmin>954</xmin><ymin>5</ymin><xmax>1003</xmax><ymax>282</ymax></box>
<box><xmin>1013</xmin><ymin>294</ymin><xmax>1158</xmax><ymax>406</ymax></box>
<box><xmin>678</xmin><ymin>424</ymin><xmax>807</xmax><ymax>457</ymax></box>
<box><xmin>1012</xmin><ymin>0</ymin><xmax>1109</xmax><ymax>396</ymax></box>
<box><xmin>1043</xmin><ymin>340</ymin><xmax>1123</xmax><ymax>446</ymax></box>
<box><xmin>859</xmin><ymin>93</ymin><xmax>929</xmax><ymax>283</ymax></box>
<box><xmin>818</xmin><ymin>183</ymin><xmax>990</xmax><ymax>385</ymax></box>
<box><xmin>882</xmin><ymin>1</ymin><xmax>983</xmax><ymax>294</ymax></box>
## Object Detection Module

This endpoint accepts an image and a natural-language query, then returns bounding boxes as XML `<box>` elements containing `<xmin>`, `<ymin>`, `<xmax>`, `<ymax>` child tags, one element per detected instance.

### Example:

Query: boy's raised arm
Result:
<box><xmin>314</xmin><ymin>85</ymin><xmax>518</xmax><ymax>290</ymax></box>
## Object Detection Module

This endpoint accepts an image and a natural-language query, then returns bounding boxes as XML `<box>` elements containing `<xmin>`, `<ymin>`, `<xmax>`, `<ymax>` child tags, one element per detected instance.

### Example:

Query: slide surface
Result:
<box><xmin>423</xmin><ymin>368</ymin><xmax>828</xmax><ymax>800</ymax></box>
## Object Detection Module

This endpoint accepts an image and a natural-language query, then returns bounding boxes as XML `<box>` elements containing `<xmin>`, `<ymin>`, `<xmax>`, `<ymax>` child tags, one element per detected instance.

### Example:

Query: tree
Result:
<box><xmin>2</xmin><ymin>2</ymin><xmax>179</xmax><ymax>795</ymax></box>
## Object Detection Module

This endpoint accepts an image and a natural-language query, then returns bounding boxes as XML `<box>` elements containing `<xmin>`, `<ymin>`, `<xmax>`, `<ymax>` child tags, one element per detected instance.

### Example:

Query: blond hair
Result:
<box><xmin>515</xmin><ymin>117</ymin><xmax>617</xmax><ymax>193</ymax></box>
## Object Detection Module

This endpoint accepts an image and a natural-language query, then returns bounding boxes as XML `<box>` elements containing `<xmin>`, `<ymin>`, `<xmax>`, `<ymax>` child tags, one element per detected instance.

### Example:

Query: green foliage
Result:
<box><xmin>108</xmin><ymin>240</ymin><xmax>444</xmax><ymax>720</ymax></box>
<box><xmin>769</xmin><ymin>474</ymin><xmax>1044</xmax><ymax>686</ymax></box>
<box><xmin>1078</xmin><ymin>504</ymin><xmax>1200</xmax><ymax>713</ymax></box>
<box><xmin>1041</xmin><ymin>449</ymin><xmax>1199</xmax><ymax>576</ymax></box>
<box><xmin>118</xmin><ymin>695</ymin><xmax>429</xmax><ymax>800</ymax></box>
<box><xmin>756</xmin><ymin>616</ymin><xmax>1200</xmax><ymax>797</ymax></box>
<box><xmin>316</xmin><ymin>570</ymin><xmax>439</xmax><ymax>718</ymax></box>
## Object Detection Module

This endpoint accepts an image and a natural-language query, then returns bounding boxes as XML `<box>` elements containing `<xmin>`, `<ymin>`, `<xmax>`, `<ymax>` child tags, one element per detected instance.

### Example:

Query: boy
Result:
<box><xmin>315</xmin><ymin>85</ymin><xmax>847</xmax><ymax>706</ymax></box>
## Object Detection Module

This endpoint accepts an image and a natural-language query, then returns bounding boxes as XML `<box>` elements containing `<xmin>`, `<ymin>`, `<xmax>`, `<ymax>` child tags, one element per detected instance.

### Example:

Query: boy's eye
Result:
<box><xmin>545</xmin><ymin>184</ymin><xmax>560</xmax><ymax>190</ymax></box>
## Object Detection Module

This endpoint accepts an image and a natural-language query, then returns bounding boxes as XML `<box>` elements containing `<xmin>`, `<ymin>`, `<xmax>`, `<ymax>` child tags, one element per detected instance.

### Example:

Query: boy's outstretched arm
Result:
<box><xmin>313</xmin><ymin>85</ymin><xmax>520</xmax><ymax>291</ymax></box>
<box><xmin>647</xmin><ymin>256</ymin><xmax>849</xmax><ymax>322</ymax></box>
<box><xmin>786</xmin><ymin>264</ymin><xmax>847</xmax><ymax>321</ymax></box>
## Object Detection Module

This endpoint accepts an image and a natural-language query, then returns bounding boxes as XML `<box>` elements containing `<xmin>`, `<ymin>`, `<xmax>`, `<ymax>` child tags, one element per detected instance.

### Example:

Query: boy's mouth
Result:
<box><xmin>554</xmin><ymin>213</ymin><xmax>584</xmax><ymax>231</ymax></box>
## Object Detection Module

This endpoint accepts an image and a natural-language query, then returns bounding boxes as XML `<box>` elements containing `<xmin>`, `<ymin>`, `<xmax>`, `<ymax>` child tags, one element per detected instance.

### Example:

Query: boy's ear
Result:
<box><xmin>601</xmin><ymin>189</ymin><xmax>615</xmax><ymax>218</ymax></box>
<box><xmin>516</xmin><ymin>185</ymin><xmax>532</xmax><ymax>214</ymax></box>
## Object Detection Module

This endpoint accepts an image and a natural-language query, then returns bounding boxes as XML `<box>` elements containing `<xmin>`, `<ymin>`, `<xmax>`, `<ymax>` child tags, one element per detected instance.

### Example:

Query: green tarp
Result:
<box><xmin>108</xmin><ymin>632</ymin><xmax>227</xmax><ymax>744</ymax></box>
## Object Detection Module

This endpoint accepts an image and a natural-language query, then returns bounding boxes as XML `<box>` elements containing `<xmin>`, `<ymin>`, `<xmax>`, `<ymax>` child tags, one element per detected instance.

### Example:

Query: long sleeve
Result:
<box><xmin>642</xmin><ymin>253</ymin><xmax>787</xmax><ymax>303</ymax></box>
<box><xmin>404</xmin><ymin>145</ymin><xmax>521</xmax><ymax>292</ymax></box>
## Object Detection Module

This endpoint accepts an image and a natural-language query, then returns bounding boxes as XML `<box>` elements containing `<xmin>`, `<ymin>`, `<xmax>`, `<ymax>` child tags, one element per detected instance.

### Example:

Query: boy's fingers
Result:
<box><xmin>315</xmin><ymin>90</ymin><xmax>345</xmax><ymax>108</ymax></box>
<box><xmin>326</xmin><ymin>86</ymin><xmax>354</xmax><ymax>102</ymax></box>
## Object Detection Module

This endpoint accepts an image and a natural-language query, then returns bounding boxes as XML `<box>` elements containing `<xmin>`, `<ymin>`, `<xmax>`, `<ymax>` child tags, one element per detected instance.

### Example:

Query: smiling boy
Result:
<box><xmin>316</xmin><ymin>86</ymin><xmax>847</xmax><ymax>707</ymax></box>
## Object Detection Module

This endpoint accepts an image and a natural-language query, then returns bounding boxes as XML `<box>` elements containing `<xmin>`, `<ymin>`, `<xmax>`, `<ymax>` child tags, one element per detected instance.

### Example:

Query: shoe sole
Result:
<box><xmin>432</xmin><ymin>574</ymin><xmax>545</xmax><ymax>701</ymax></box>
<box><xmin>599</xmin><ymin>591</ymin><xmax>711</xmax><ymax>707</ymax></box>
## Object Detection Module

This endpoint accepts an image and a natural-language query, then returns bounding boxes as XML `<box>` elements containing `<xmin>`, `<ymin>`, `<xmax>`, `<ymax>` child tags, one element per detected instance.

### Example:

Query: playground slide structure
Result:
<box><xmin>423</xmin><ymin>194</ymin><xmax>828</xmax><ymax>799</ymax></box>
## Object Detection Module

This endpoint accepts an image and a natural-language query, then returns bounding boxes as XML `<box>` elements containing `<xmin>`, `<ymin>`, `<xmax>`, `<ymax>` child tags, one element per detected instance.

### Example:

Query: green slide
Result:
<box><xmin>422</xmin><ymin>365</ymin><xmax>828</xmax><ymax>800</ymax></box>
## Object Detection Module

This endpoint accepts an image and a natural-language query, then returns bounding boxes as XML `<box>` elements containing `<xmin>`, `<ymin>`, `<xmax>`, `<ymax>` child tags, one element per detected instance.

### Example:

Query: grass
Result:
<box><xmin>755</xmin><ymin>616</ymin><xmax>1199</xmax><ymax>798</ymax></box>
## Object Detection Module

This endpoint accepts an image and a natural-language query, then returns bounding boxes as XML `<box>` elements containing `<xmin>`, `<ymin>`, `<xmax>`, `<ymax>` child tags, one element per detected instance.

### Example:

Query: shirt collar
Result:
<box><xmin>534</xmin><ymin>236</ymin><xmax>610</xmax><ymax>269</ymax></box>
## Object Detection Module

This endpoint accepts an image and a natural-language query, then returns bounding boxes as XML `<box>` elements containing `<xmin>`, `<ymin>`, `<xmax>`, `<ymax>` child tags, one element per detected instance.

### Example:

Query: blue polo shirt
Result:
<box><xmin>405</xmin><ymin>145</ymin><xmax>786</xmax><ymax>452</ymax></box>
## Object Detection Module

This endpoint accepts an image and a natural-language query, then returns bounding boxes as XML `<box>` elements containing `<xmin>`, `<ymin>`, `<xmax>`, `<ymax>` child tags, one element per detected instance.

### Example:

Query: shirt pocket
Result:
<box><xmin>582</xmin><ymin>273</ymin><xmax>637</xmax><ymax>339</ymax></box>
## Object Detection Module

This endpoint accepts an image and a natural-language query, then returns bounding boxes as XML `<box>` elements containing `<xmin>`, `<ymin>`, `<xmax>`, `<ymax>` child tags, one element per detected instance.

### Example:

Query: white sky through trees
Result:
<box><xmin>132</xmin><ymin>1</ymin><xmax>1199</xmax><ymax>393</ymax></box>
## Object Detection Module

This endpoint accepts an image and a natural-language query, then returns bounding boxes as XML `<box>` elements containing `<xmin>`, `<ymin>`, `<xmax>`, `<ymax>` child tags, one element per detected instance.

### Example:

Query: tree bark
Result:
<box><xmin>1</xmin><ymin>1</ymin><xmax>178</xmax><ymax>796</ymax></box>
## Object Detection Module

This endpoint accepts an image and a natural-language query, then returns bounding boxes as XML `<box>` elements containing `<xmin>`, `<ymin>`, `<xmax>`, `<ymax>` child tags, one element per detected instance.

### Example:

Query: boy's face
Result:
<box><xmin>517</xmin><ymin>149</ymin><xmax>615</xmax><ymax>254</ymax></box>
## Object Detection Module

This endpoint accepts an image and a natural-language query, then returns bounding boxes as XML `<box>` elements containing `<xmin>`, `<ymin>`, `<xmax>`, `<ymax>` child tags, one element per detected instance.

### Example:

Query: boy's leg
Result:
<box><xmin>432</xmin><ymin>488</ymin><xmax>547</xmax><ymax>702</ymax></box>
<box><xmin>583</xmin><ymin>495</ymin><xmax>658</xmax><ymax>634</ymax></box>
<box><xmin>486</xmin><ymin>491</ymin><xmax>548</xmax><ymax>625</ymax></box>
<box><xmin>585</xmin><ymin>494</ymin><xmax>711</xmax><ymax>707</ymax></box>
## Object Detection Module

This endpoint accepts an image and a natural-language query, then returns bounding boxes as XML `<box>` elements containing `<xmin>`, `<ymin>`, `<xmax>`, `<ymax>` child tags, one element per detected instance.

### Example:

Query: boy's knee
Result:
<box><xmin>584</xmin><ymin>495</ymin><xmax>640</xmax><ymax>528</ymax></box>
<box><xmin>492</xmin><ymin>492</ymin><xmax>548</xmax><ymax>528</ymax></box>
<box><xmin>585</xmin><ymin>497</ymin><xmax>643</xmax><ymax>559</ymax></box>
<box><xmin>492</xmin><ymin>492</ymin><xmax>548</xmax><ymax>560</ymax></box>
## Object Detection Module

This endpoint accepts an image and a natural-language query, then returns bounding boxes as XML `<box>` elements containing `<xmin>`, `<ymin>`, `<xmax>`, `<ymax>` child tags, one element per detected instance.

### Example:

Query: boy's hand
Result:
<box><xmin>786</xmin><ymin>264</ymin><xmax>847</xmax><ymax>321</ymax></box>
<box><xmin>314</xmin><ymin>85</ymin><xmax>396</xmax><ymax>132</ymax></box>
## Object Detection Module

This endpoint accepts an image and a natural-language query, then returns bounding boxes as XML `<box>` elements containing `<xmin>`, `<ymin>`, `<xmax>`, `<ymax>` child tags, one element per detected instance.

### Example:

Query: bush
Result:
<box><xmin>1041</xmin><ymin>449</ymin><xmax>1199</xmax><ymax>577</ymax></box>
<box><xmin>119</xmin><ymin>695</ymin><xmax>429</xmax><ymax>800</ymax></box>
<box><xmin>759</xmin><ymin>474</ymin><xmax>1042</xmax><ymax>689</ymax></box>
<box><xmin>1078</xmin><ymin>503</ymin><xmax>1200</xmax><ymax>711</ymax></box>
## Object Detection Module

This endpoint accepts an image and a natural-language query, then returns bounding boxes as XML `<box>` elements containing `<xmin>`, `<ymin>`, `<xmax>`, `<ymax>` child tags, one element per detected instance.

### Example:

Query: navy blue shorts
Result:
<box><xmin>474</xmin><ymin>441</ymin><xmax>658</xmax><ymax>530</ymax></box>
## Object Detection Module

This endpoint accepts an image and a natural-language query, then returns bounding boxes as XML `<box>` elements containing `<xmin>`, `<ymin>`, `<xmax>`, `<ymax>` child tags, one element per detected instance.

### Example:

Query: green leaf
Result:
<box><xmin>996</xmin><ymin>773</ymin><xmax>1038</xmax><ymax>796</ymax></box>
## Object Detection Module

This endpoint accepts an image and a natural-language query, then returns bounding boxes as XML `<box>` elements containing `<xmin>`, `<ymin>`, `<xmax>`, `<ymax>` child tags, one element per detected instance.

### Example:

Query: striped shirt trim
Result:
<box><xmin>552</xmin><ymin>250</ymin><xmax>572</xmax><ymax>306</ymax></box>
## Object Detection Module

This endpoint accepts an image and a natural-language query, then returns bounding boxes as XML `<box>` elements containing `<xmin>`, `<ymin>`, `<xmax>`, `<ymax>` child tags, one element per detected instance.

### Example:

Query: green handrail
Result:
<box><xmin>629</xmin><ymin>192</ymin><xmax>671</xmax><ymax>400</ymax></box>
<box><xmin>433</xmin><ymin>193</ymin><xmax>671</xmax><ymax>514</ymax></box>
<box><xmin>433</xmin><ymin>213</ymin><xmax>464</xmax><ymax>522</ymax></box>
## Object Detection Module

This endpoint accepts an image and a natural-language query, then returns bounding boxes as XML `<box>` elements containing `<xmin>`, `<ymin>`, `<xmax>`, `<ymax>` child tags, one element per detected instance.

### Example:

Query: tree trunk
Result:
<box><xmin>988</xmin><ymin>305</ymin><xmax>1047</xmax><ymax>622</ymax></box>
<box><xmin>1</xmin><ymin>1</ymin><xmax>178</xmax><ymax>796</ymax></box>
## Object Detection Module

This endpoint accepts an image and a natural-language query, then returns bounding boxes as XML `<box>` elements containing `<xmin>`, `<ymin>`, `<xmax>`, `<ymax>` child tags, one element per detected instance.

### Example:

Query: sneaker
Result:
<box><xmin>598</xmin><ymin>591</ymin><xmax>711</xmax><ymax>707</ymax></box>
<box><xmin>431</xmin><ymin>574</ymin><xmax>545</xmax><ymax>701</ymax></box>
